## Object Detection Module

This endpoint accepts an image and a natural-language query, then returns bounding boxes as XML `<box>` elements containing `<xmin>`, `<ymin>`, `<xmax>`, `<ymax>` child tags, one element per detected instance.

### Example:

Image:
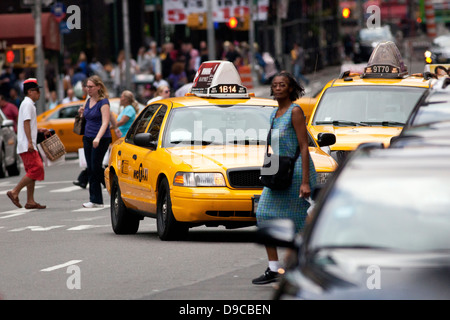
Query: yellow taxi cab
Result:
<box><xmin>104</xmin><ymin>60</ymin><xmax>338</xmax><ymax>240</ymax></box>
<box><xmin>37</xmin><ymin>98</ymin><xmax>144</xmax><ymax>153</ymax></box>
<box><xmin>307</xmin><ymin>41</ymin><xmax>433</xmax><ymax>163</ymax></box>
<box><xmin>294</xmin><ymin>87</ymin><xmax>322</xmax><ymax>123</ymax></box>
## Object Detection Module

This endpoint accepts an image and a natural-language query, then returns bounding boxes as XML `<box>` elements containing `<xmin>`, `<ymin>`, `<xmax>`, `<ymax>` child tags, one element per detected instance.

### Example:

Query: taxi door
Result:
<box><xmin>127</xmin><ymin>104</ymin><xmax>168</xmax><ymax>213</ymax></box>
<box><xmin>116</xmin><ymin>104</ymin><xmax>161</xmax><ymax>208</ymax></box>
<box><xmin>38</xmin><ymin>103</ymin><xmax>84</xmax><ymax>153</ymax></box>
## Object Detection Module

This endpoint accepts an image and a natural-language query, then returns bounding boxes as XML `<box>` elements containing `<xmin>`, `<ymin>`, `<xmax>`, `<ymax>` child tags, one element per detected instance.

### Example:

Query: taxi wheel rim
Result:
<box><xmin>113</xmin><ymin>192</ymin><xmax>119</xmax><ymax>219</ymax></box>
<box><xmin>161</xmin><ymin>198</ymin><xmax>168</xmax><ymax>224</ymax></box>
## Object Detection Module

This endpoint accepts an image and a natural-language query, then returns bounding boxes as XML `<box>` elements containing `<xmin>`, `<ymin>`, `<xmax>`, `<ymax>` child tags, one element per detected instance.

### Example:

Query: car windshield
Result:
<box><xmin>411</xmin><ymin>93</ymin><xmax>450</xmax><ymax>126</ymax></box>
<box><xmin>359</xmin><ymin>27</ymin><xmax>392</xmax><ymax>42</ymax></box>
<box><xmin>162</xmin><ymin>105</ymin><xmax>274</xmax><ymax>147</ymax></box>
<box><xmin>310</xmin><ymin>163</ymin><xmax>450</xmax><ymax>252</ymax></box>
<box><xmin>312</xmin><ymin>86</ymin><xmax>426</xmax><ymax>126</ymax></box>
<box><xmin>433</xmin><ymin>35</ymin><xmax>450</xmax><ymax>48</ymax></box>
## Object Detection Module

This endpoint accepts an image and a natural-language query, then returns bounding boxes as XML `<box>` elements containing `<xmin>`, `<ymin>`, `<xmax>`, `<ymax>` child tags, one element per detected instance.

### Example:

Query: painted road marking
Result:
<box><xmin>41</xmin><ymin>260</ymin><xmax>82</xmax><ymax>272</ymax></box>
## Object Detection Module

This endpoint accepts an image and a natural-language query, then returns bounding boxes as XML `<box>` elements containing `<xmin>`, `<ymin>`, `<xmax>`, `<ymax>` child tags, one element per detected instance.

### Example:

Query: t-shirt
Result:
<box><xmin>17</xmin><ymin>96</ymin><xmax>37</xmax><ymax>154</ymax></box>
<box><xmin>83</xmin><ymin>98</ymin><xmax>112</xmax><ymax>138</ymax></box>
<box><xmin>117</xmin><ymin>105</ymin><xmax>136</xmax><ymax>136</ymax></box>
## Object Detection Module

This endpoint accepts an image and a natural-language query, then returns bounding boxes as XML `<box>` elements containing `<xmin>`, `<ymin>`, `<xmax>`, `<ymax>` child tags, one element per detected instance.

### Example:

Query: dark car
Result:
<box><xmin>354</xmin><ymin>26</ymin><xmax>394</xmax><ymax>63</ymax></box>
<box><xmin>390</xmin><ymin>77</ymin><xmax>450</xmax><ymax>147</ymax></box>
<box><xmin>403</xmin><ymin>77</ymin><xmax>450</xmax><ymax>130</ymax></box>
<box><xmin>257</xmin><ymin>146</ymin><xmax>450</xmax><ymax>300</ymax></box>
<box><xmin>390</xmin><ymin>121</ymin><xmax>450</xmax><ymax>149</ymax></box>
<box><xmin>424</xmin><ymin>34</ymin><xmax>450</xmax><ymax>64</ymax></box>
<box><xmin>0</xmin><ymin>109</ymin><xmax>20</xmax><ymax>178</ymax></box>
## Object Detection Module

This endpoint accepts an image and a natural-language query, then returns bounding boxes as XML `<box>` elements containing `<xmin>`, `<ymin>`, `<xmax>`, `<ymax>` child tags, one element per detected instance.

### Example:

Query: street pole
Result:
<box><xmin>122</xmin><ymin>0</ymin><xmax>132</xmax><ymax>90</ymax></box>
<box><xmin>275</xmin><ymin>0</ymin><xmax>283</xmax><ymax>70</ymax></box>
<box><xmin>33</xmin><ymin>0</ymin><xmax>45</xmax><ymax>114</ymax></box>
<box><xmin>207</xmin><ymin>0</ymin><xmax>216</xmax><ymax>60</ymax></box>
<box><xmin>249</xmin><ymin>0</ymin><xmax>257</xmax><ymax>85</ymax></box>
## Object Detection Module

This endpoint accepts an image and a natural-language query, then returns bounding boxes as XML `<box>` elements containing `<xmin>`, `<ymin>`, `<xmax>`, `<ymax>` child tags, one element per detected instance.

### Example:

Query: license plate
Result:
<box><xmin>252</xmin><ymin>195</ymin><xmax>260</xmax><ymax>216</ymax></box>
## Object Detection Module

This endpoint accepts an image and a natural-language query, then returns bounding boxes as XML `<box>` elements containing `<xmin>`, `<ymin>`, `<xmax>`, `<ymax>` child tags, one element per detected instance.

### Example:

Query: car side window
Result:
<box><xmin>60</xmin><ymin>105</ymin><xmax>80</xmax><ymax>118</ymax></box>
<box><xmin>126</xmin><ymin>104</ymin><xmax>160</xmax><ymax>143</ymax></box>
<box><xmin>147</xmin><ymin>105</ymin><xmax>167</xmax><ymax>142</ymax></box>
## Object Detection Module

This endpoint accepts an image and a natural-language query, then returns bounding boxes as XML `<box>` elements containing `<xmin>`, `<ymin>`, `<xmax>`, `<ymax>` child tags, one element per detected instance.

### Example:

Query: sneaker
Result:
<box><xmin>82</xmin><ymin>202</ymin><xmax>104</xmax><ymax>208</ymax></box>
<box><xmin>73</xmin><ymin>180</ymin><xmax>87</xmax><ymax>189</ymax></box>
<box><xmin>252</xmin><ymin>268</ymin><xmax>279</xmax><ymax>285</ymax></box>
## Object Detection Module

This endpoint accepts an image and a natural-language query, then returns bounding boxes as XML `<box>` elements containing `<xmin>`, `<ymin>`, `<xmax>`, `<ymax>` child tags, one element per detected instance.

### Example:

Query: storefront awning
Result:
<box><xmin>0</xmin><ymin>12</ymin><xmax>60</xmax><ymax>51</ymax></box>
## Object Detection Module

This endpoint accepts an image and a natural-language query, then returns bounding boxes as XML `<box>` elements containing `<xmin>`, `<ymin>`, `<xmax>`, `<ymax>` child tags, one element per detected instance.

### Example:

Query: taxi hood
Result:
<box><xmin>167</xmin><ymin>145</ymin><xmax>267</xmax><ymax>170</ymax></box>
<box><xmin>309</xmin><ymin>125</ymin><xmax>402</xmax><ymax>150</ymax></box>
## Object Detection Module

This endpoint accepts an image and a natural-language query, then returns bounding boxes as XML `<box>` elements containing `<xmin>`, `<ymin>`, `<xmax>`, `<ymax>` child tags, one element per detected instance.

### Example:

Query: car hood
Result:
<box><xmin>309</xmin><ymin>125</ymin><xmax>402</xmax><ymax>150</ymax></box>
<box><xmin>295</xmin><ymin>249</ymin><xmax>450</xmax><ymax>300</ymax></box>
<box><xmin>166</xmin><ymin>145</ymin><xmax>337</xmax><ymax>172</ymax></box>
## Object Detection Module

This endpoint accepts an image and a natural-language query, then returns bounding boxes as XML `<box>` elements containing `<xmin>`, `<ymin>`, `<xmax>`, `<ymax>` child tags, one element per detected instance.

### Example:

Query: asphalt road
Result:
<box><xmin>0</xmin><ymin>155</ymin><xmax>281</xmax><ymax>301</ymax></box>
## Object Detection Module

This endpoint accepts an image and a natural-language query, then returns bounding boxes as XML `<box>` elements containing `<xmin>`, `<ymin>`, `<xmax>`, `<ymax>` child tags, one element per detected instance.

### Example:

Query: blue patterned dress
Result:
<box><xmin>256</xmin><ymin>103</ymin><xmax>317</xmax><ymax>233</ymax></box>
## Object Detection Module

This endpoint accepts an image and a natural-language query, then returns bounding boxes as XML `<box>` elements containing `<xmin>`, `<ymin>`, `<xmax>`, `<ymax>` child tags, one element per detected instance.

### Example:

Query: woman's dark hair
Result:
<box><xmin>270</xmin><ymin>71</ymin><xmax>305</xmax><ymax>101</ymax></box>
<box><xmin>435</xmin><ymin>65</ymin><xmax>448</xmax><ymax>75</ymax></box>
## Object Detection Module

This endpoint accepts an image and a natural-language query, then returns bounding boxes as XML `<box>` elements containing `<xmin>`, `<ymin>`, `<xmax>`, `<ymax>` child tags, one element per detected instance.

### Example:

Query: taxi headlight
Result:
<box><xmin>424</xmin><ymin>50</ymin><xmax>432</xmax><ymax>58</ymax></box>
<box><xmin>174</xmin><ymin>172</ymin><xmax>226</xmax><ymax>187</ymax></box>
<box><xmin>316</xmin><ymin>172</ymin><xmax>333</xmax><ymax>185</ymax></box>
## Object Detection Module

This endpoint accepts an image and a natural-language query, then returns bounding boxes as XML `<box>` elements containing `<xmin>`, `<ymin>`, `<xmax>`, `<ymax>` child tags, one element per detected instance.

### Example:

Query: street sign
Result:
<box><xmin>51</xmin><ymin>2</ymin><xmax>66</xmax><ymax>23</ymax></box>
<box><xmin>59</xmin><ymin>21</ymin><xmax>71</xmax><ymax>34</ymax></box>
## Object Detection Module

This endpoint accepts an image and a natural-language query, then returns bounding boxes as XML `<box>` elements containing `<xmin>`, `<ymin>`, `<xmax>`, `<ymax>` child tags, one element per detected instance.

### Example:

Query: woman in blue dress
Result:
<box><xmin>252</xmin><ymin>72</ymin><xmax>317</xmax><ymax>285</ymax></box>
<box><xmin>111</xmin><ymin>90</ymin><xmax>139</xmax><ymax>137</ymax></box>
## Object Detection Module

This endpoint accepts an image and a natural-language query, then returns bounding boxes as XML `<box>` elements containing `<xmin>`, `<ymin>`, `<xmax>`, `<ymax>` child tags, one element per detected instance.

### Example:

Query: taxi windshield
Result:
<box><xmin>312</xmin><ymin>86</ymin><xmax>426</xmax><ymax>126</ymax></box>
<box><xmin>163</xmin><ymin>105</ymin><xmax>274</xmax><ymax>147</ymax></box>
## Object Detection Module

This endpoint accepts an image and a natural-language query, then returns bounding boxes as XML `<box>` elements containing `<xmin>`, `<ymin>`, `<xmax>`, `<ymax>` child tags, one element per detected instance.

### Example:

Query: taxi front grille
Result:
<box><xmin>227</xmin><ymin>168</ymin><xmax>263</xmax><ymax>188</ymax></box>
<box><xmin>206</xmin><ymin>210</ymin><xmax>255</xmax><ymax>217</ymax></box>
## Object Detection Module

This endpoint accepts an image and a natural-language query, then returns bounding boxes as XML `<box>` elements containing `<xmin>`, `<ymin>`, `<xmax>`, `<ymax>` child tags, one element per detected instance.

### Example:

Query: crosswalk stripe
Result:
<box><xmin>50</xmin><ymin>186</ymin><xmax>83</xmax><ymax>193</ymax></box>
<box><xmin>73</xmin><ymin>205</ymin><xmax>110</xmax><ymax>212</ymax></box>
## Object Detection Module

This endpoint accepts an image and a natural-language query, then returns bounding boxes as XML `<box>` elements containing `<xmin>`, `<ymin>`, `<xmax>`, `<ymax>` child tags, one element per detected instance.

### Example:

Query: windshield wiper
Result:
<box><xmin>362</xmin><ymin>121</ymin><xmax>405</xmax><ymax>126</ymax></box>
<box><xmin>171</xmin><ymin>139</ymin><xmax>216</xmax><ymax>145</ymax></box>
<box><xmin>315</xmin><ymin>120</ymin><xmax>368</xmax><ymax>126</ymax></box>
<box><xmin>229</xmin><ymin>139</ymin><xmax>266</xmax><ymax>145</ymax></box>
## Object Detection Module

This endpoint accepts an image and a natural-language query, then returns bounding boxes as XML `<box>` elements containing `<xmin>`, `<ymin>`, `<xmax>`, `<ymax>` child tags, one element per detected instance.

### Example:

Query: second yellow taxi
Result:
<box><xmin>105</xmin><ymin>61</ymin><xmax>337</xmax><ymax>240</ymax></box>
<box><xmin>308</xmin><ymin>41</ymin><xmax>433</xmax><ymax>163</ymax></box>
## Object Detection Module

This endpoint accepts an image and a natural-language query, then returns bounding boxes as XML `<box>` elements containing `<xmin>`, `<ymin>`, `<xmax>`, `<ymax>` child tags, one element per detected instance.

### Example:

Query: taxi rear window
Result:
<box><xmin>312</xmin><ymin>86</ymin><xmax>426</xmax><ymax>126</ymax></box>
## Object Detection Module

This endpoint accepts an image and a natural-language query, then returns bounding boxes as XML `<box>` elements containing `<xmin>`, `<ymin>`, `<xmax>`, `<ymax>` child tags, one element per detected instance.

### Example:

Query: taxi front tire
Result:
<box><xmin>157</xmin><ymin>177</ymin><xmax>188</xmax><ymax>241</ymax></box>
<box><xmin>111</xmin><ymin>175</ymin><xmax>140</xmax><ymax>234</ymax></box>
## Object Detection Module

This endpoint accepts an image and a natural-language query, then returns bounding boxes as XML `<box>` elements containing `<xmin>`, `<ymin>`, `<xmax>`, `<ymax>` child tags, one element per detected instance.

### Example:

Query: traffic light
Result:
<box><xmin>342</xmin><ymin>7</ymin><xmax>351</xmax><ymax>19</ymax></box>
<box><xmin>187</xmin><ymin>13</ymin><xmax>207</xmax><ymax>30</ymax></box>
<box><xmin>227</xmin><ymin>16</ymin><xmax>239</xmax><ymax>29</ymax></box>
<box><xmin>6</xmin><ymin>48</ymin><xmax>22</xmax><ymax>65</ymax></box>
<box><xmin>6</xmin><ymin>45</ymin><xmax>36</xmax><ymax>67</ymax></box>
<box><xmin>227</xmin><ymin>15</ymin><xmax>249</xmax><ymax>31</ymax></box>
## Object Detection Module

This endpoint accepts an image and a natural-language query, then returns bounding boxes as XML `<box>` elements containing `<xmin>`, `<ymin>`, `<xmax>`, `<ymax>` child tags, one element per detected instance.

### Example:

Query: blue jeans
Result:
<box><xmin>83</xmin><ymin>136</ymin><xmax>111</xmax><ymax>204</ymax></box>
<box><xmin>293</xmin><ymin>64</ymin><xmax>309</xmax><ymax>85</ymax></box>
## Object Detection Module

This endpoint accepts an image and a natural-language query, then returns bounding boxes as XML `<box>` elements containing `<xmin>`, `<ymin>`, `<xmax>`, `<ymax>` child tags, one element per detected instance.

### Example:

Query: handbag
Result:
<box><xmin>73</xmin><ymin>113</ymin><xmax>86</xmax><ymax>135</ymax></box>
<box><xmin>259</xmin><ymin>117</ymin><xmax>300</xmax><ymax>190</ymax></box>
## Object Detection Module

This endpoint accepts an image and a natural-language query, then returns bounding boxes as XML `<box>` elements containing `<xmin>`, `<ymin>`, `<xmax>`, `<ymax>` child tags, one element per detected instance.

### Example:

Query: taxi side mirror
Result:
<box><xmin>317</xmin><ymin>132</ymin><xmax>336</xmax><ymax>147</ymax></box>
<box><xmin>134</xmin><ymin>133</ymin><xmax>157</xmax><ymax>150</ymax></box>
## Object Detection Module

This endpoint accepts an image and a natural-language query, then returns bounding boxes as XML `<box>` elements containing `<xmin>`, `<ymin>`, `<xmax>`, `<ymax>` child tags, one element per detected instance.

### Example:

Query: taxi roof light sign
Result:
<box><xmin>363</xmin><ymin>41</ymin><xmax>408</xmax><ymax>79</ymax></box>
<box><xmin>190</xmin><ymin>60</ymin><xmax>249</xmax><ymax>98</ymax></box>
